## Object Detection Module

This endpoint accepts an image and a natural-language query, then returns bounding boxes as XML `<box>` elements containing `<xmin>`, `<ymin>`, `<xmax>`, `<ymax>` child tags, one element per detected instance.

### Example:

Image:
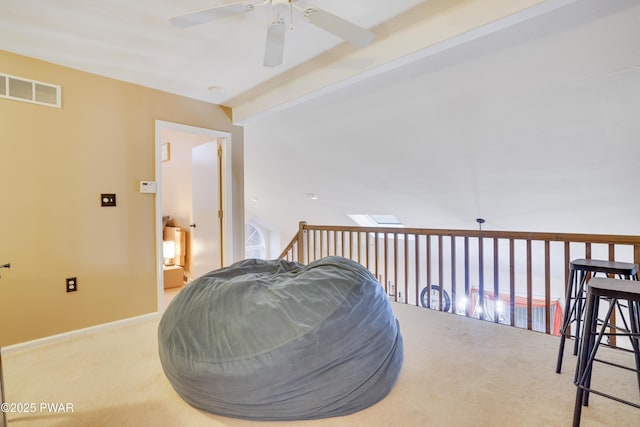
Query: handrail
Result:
<box><xmin>279</xmin><ymin>221</ymin><xmax>640</xmax><ymax>339</ymax></box>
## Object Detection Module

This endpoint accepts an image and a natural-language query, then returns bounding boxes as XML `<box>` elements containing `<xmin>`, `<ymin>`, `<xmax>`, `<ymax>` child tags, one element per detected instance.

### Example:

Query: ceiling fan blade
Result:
<box><xmin>303</xmin><ymin>7</ymin><xmax>374</xmax><ymax>48</ymax></box>
<box><xmin>263</xmin><ymin>18</ymin><xmax>286</xmax><ymax>67</ymax></box>
<box><xmin>170</xmin><ymin>1</ymin><xmax>260</xmax><ymax>28</ymax></box>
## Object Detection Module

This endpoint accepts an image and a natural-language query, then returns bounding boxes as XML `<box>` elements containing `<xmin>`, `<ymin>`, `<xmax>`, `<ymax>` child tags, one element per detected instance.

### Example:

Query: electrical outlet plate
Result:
<box><xmin>66</xmin><ymin>277</ymin><xmax>77</xmax><ymax>292</ymax></box>
<box><xmin>101</xmin><ymin>193</ymin><xmax>116</xmax><ymax>207</ymax></box>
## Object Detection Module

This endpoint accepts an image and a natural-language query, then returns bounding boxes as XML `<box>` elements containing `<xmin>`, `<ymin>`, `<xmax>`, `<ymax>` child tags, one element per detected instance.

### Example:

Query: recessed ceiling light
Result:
<box><xmin>305</xmin><ymin>193</ymin><xmax>318</xmax><ymax>200</ymax></box>
<box><xmin>251</xmin><ymin>197</ymin><xmax>259</xmax><ymax>203</ymax></box>
<box><xmin>207</xmin><ymin>86</ymin><xmax>223</xmax><ymax>93</ymax></box>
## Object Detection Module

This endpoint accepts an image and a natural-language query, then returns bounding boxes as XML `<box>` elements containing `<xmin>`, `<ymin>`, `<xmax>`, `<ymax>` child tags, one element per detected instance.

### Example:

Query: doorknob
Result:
<box><xmin>190</xmin><ymin>224</ymin><xmax>196</xmax><ymax>228</ymax></box>
<box><xmin>0</xmin><ymin>262</ymin><xmax>10</xmax><ymax>279</ymax></box>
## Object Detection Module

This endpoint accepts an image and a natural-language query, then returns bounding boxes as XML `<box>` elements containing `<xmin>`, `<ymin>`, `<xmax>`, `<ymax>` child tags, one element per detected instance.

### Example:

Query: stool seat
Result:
<box><xmin>587</xmin><ymin>277</ymin><xmax>640</xmax><ymax>300</ymax></box>
<box><xmin>570</xmin><ymin>259</ymin><xmax>638</xmax><ymax>276</ymax></box>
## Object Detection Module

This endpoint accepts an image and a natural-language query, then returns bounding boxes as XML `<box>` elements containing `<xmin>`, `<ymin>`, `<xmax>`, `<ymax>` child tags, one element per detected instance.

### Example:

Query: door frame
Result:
<box><xmin>154</xmin><ymin>120</ymin><xmax>233</xmax><ymax>311</ymax></box>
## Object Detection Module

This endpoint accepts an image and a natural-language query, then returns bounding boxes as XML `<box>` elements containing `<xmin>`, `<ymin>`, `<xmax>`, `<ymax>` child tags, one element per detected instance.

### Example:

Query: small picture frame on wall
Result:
<box><xmin>162</xmin><ymin>142</ymin><xmax>171</xmax><ymax>162</ymax></box>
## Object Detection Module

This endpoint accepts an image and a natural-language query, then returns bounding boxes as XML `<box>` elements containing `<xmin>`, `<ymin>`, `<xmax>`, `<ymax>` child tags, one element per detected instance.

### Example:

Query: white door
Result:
<box><xmin>191</xmin><ymin>141</ymin><xmax>221</xmax><ymax>278</ymax></box>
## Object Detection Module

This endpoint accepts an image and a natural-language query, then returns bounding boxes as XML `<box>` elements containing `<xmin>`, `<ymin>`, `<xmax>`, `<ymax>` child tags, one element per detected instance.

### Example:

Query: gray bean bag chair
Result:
<box><xmin>158</xmin><ymin>256</ymin><xmax>403</xmax><ymax>420</ymax></box>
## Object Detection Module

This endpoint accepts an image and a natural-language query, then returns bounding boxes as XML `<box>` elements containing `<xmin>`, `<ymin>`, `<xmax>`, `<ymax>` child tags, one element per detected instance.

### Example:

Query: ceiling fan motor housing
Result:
<box><xmin>272</xmin><ymin>0</ymin><xmax>292</xmax><ymax>14</ymax></box>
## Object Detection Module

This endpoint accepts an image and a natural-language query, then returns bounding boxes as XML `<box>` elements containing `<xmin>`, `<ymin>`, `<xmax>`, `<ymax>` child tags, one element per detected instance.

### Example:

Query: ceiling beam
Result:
<box><xmin>228</xmin><ymin>0</ymin><xmax>579</xmax><ymax>124</ymax></box>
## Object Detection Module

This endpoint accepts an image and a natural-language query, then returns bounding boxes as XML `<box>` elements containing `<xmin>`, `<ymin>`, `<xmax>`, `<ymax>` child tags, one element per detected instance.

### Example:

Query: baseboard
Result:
<box><xmin>1</xmin><ymin>312</ymin><xmax>159</xmax><ymax>355</ymax></box>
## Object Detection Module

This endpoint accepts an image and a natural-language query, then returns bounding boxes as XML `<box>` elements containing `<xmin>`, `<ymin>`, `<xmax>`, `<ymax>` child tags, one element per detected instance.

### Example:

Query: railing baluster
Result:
<box><xmin>464</xmin><ymin>236</ymin><xmax>470</xmax><ymax>317</ymax></box>
<box><xmin>312</xmin><ymin>230</ymin><xmax>317</xmax><ymax>261</ymax></box>
<box><xmin>374</xmin><ymin>232</ymin><xmax>379</xmax><ymax>282</ymax></box>
<box><xmin>545</xmin><ymin>240</ymin><xmax>551</xmax><ymax>334</ymax></box>
<box><xmin>404</xmin><ymin>232</ymin><xmax>409</xmax><ymax>304</ymax></box>
<box><xmin>479</xmin><ymin>235</ymin><xmax>484</xmax><ymax>320</ymax></box>
<box><xmin>384</xmin><ymin>233</ymin><xmax>389</xmax><ymax>296</ymax></box>
<box><xmin>564</xmin><ymin>241</ymin><xmax>570</xmax><ymax>293</ymax></box>
<box><xmin>608</xmin><ymin>243</ymin><xmax>617</xmax><ymax>346</ymax></box>
<box><xmin>438</xmin><ymin>235</ymin><xmax>444</xmax><ymax>311</ymax></box>
<box><xmin>415</xmin><ymin>234</ymin><xmax>420</xmax><ymax>307</ymax></box>
<box><xmin>349</xmin><ymin>231</ymin><xmax>353</xmax><ymax>260</ymax></box>
<box><xmin>426</xmin><ymin>235</ymin><xmax>432</xmax><ymax>309</ymax></box>
<box><xmin>366</xmin><ymin>231</ymin><xmax>370</xmax><ymax>271</ymax></box>
<box><xmin>509</xmin><ymin>239</ymin><xmax>515</xmax><ymax>327</ymax></box>
<box><xmin>394</xmin><ymin>233</ymin><xmax>399</xmax><ymax>301</ymax></box>
<box><xmin>451</xmin><ymin>236</ymin><xmax>457</xmax><ymax>314</ymax></box>
<box><xmin>526</xmin><ymin>239</ymin><xmax>533</xmax><ymax>331</ymax></box>
<box><xmin>493</xmin><ymin>238</ymin><xmax>499</xmax><ymax>323</ymax></box>
<box><xmin>333</xmin><ymin>230</ymin><xmax>337</xmax><ymax>256</ymax></box>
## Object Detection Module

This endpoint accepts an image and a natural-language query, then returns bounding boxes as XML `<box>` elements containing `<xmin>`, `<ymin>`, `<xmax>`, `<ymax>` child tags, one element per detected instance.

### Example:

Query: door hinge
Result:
<box><xmin>217</xmin><ymin>146</ymin><xmax>222</xmax><ymax>157</ymax></box>
<box><xmin>218</xmin><ymin>210</ymin><xmax>223</xmax><ymax>219</ymax></box>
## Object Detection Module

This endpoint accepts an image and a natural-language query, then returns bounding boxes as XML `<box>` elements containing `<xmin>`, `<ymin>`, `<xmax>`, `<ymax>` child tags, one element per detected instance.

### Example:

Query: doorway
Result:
<box><xmin>154</xmin><ymin>120</ymin><xmax>233</xmax><ymax>311</ymax></box>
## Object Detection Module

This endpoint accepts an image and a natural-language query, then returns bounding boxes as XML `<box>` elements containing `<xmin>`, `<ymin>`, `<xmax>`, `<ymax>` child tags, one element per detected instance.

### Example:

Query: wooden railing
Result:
<box><xmin>280</xmin><ymin>221</ymin><xmax>640</xmax><ymax>336</ymax></box>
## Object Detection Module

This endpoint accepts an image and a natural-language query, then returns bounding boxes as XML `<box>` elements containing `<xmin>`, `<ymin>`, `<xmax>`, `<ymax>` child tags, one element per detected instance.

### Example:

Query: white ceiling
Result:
<box><xmin>0</xmin><ymin>0</ymin><xmax>423</xmax><ymax>113</ymax></box>
<box><xmin>2</xmin><ymin>0</ymin><xmax>639</xmax><ymax>245</ymax></box>
<box><xmin>0</xmin><ymin>0</ymin><xmax>574</xmax><ymax>122</ymax></box>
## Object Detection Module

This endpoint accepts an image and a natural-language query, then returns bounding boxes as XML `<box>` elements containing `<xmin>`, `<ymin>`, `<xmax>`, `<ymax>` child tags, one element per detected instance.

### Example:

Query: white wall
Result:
<box><xmin>160</xmin><ymin>129</ymin><xmax>214</xmax><ymax>229</ymax></box>
<box><xmin>244</xmin><ymin>0</ymin><xmax>640</xmax><ymax>248</ymax></box>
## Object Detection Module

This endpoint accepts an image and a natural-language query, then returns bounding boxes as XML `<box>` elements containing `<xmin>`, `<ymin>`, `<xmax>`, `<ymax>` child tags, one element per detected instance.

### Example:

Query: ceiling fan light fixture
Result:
<box><xmin>272</xmin><ymin>0</ymin><xmax>290</xmax><ymax>14</ymax></box>
<box><xmin>264</xmin><ymin>17</ymin><xmax>287</xmax><ymax>67</ymax></box>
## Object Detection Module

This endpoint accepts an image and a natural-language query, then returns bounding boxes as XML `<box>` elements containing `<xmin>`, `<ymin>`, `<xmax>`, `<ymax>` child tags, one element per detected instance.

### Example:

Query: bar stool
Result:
<box><xmin>556</xmin><ymin>259</ymin><xmax>638</xmax><ymax>374</ymax></box>
<box><xmin>572</xmin><ymin>277</ymin><xmax>640</xmax><ymax>426</ymax></box>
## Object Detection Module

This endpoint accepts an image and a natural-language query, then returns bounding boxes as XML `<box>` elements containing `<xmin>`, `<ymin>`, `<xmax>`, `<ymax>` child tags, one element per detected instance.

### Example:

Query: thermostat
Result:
<box><xmin>139</xmin><ymin>181</ymin><xmax>157</xmax><ymax>194</ymax></box>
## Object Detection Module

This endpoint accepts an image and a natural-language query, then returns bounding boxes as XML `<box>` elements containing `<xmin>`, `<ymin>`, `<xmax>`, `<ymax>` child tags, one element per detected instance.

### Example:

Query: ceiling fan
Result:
<box><xmin>170</xmin><ymin>0</ymin><xmax>374</xmax><ymax>67</ymax></box>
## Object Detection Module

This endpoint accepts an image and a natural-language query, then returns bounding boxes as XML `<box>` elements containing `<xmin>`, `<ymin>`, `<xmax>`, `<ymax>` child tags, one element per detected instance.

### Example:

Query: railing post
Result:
<box><xmin>297</xmin><ymin>221</ymin><xmax>307</xmax><ymax>264</ymax></box>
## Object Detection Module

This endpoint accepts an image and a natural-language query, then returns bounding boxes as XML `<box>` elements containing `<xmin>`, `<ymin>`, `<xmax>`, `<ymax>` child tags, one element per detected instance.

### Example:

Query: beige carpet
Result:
<box><xmin>2</xmin><ymin>303</ymin><xmax>639</xmax><ymax>426</ymax></box>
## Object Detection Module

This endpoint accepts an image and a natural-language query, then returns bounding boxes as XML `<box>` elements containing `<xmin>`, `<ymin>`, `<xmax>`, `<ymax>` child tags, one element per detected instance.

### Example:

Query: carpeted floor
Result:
<box><xmin>2</xmin><ymin>302</ymin><xmax>639</xmax><ymax>426</ymax></box>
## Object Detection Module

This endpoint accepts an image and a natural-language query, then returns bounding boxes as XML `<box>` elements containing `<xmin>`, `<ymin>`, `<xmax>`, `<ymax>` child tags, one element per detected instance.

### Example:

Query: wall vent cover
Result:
<box><xmin>0</xmin><ymin>72</ymin><xmax>61</xmax><ymax>108</ymax></box>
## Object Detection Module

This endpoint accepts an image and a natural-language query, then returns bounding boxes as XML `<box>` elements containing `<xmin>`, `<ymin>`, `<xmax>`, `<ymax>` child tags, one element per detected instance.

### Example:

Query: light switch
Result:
<box><xmin>101</xmin><ymin>193</ymin><xmax>116</xmax><ymax>207</ymax></box>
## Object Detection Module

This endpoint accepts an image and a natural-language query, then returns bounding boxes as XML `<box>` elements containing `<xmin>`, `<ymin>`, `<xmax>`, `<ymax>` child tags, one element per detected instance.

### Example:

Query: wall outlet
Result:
<box><xmin>66</xmin><ymin>277</ymin><xmax>78</xmax><ymax>292</ymax></box>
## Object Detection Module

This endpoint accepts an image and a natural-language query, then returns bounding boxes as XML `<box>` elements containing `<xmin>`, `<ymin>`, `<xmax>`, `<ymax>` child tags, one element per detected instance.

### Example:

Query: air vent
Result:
<box><xmin>0</xmin><ymin>72</ymin><xmax>61</xmax><ymax>108</ymax></box>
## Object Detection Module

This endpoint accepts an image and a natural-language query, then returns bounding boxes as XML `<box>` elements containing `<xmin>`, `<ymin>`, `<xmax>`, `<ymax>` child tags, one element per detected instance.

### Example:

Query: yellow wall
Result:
<box><xmin>0</xmin><ymin>50</ymin><xmax>243</xmax><ymax>346</ymax></box>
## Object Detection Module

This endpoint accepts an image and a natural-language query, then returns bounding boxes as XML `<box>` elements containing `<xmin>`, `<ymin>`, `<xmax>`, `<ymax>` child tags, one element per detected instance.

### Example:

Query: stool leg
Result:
<box><xmin>583</xmin><ymin>297</ymin><xmax>615</xmax><ymax>407</ymax></box>
<box><xmin>557</xmin><ymin>269</ymin><xmax>577</xmax><ymax>373</ymax></box>
<box><xmin>628</xmin><ymin>300</ymin><xmax>640</xmax><ymax>394</ymax></box>
<box><xmin>573</xmin><ymin>271</ymin><xmax>589</xmax><ymax>357</ymax></box>
<box><xmin>573</xmin><ymin>291</ymin><xmax>598</xmax><ymax>427</ymax></box>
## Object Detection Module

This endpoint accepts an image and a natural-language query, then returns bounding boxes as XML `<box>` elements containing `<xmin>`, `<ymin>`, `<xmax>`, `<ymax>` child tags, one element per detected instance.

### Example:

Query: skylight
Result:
<box><xmin>348</xmin><ymin>214</ymin><xmax>404</xmax><ymax>228</ymax></box>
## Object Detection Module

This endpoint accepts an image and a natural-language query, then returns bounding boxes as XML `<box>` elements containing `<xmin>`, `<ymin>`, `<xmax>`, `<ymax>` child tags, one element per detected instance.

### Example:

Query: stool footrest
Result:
<box><xmin>592</xmin><ymin>357</ymin><xmax>640</xmax><ymax>373</ymax></box>
<box><xmin>575</xmin><ymin>385</ymin><xmax>640</xmax><ymax>410</ymax></box>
